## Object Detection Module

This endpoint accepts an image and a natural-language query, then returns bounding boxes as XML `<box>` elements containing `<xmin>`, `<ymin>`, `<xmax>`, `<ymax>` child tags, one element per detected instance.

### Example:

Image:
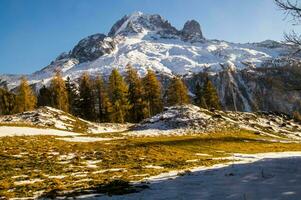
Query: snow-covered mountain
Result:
<box><xmin>1</xmin><ymin>12</ymin><xmax>301</xmax><ymax>114</ymax></box>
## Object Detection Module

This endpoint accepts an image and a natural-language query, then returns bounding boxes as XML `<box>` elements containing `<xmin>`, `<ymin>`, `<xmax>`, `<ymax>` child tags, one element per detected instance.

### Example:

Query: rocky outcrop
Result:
<box><xmin>108</xmin><ymin>15</ymin><xmax>129</xmax><ymax>36</ymax></box>
<box><xmin>0</xmin><ymin>106</ymin><xmax>131</xmax><ymax>133</ymax></box>
<box><xmin>186</xmin><ymin>65</ymin><xmax>301</xmax><ymax>115</ymax></box>
<box><xmin>181</xmin><ymin>20</ymin><xmax>204</xmax><ymax>42</ymax></box>
<box><xmin>108</xmin><ymin>12</ymin><xmax>179</xmax><ymax>37</ymax></box>
<box><xmin>70</xmin><ymin>33</ymin><xmax>115</xmax><ymax>63</ymax></box>
<box><xmin>130</xmin><ymin>104</ymin><xmax>301</xmax><ymax>139</ymax></box>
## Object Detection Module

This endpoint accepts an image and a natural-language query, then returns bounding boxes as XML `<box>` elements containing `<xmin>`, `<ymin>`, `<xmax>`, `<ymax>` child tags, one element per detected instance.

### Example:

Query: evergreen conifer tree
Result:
<box><xmin>166</xmin><ymin>77</ymin><xmax>190</xmax><ymax>106</ymax></box>
<box><xmin>126</xmin><ymin>64</ymin><xmax>148</xmax><ymax>122</ymax></box>
<box><xmin>142</xmin><ymin>69</ymin><xmax>163</xmax><ymax>117</ymax></box>
<box><xmin>37</xmin><ymin>85</ymin><xmax>52</xmax><ymax>107</ymax></box>
<box><xmin>15</xmin><ymin>77</ymin><xmax>37</xmax><ymax>113</ymax></box>
<box><xmin>0</xmin><ymin>87</ymin><xmax>16</xmax><ymax>115</ymax></box>
<box><xmin>65</xmin><ymin>76</ymin><xmax>79</xmax><ymax>115</ymax></box>
<box><xmin>108</xmin><ymin>69</ymin><xmax>129</xmax><ymax>123</ymax></box>
<box><xmin>194</xmin><ymin>82</ymin><xmax>207</xmax><ymax>108</ymax></box>
<box><xmin>203</xmin><ymin>76</ymin><xmax>221</xmax><ymax>110</ymax></box>
<box><xmin>79</xmin><ymin>72</ymin><xmax>95</xmax><ymax>120</ymax></box>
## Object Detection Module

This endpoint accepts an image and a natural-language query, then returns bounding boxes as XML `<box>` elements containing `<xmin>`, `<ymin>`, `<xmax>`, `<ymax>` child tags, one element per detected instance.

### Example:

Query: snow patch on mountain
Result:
<box><xmin>0</xmin><ymin>106</ymin><xmax>131</xmax><ymax>134</ymax></box>
<box><xmin>64</xmin><ymin>34</ymin><xmax>294</xmax><ymax>79</ymax></box>
<box><xmin>129</xmin><ymin>104</ymin><xmax>301</xmax><ymax>139</ymax></box>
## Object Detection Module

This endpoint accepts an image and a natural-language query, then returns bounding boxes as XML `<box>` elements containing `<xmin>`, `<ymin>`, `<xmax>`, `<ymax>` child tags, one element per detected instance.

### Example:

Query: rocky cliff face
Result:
<box><xmin>181</xmin><ymin>20</ymin><xmax>204</xmax><ymax>42</ymax></box>
<box><xmin>108</xmin><ymin>12</ymin><xmax>179</xmax><ymax>37</ymax></box>
<box><xmin>186</xmin><ymin>65</ymin><xmax>301</xmax><ymax>115</ymax></box>
<box><xmin>70</xmin><ymin>33</ymin><xmax>115</xmax><ymax>63</ymax></box>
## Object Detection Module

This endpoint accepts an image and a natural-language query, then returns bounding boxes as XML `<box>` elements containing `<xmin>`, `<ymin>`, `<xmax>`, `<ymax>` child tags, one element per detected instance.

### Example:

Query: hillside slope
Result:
<box><xmin>0</xmin><ymin>106</ymin><xmax>130</xmax><ymax>134</ymax></box>
<box><xmin>131</xmin><ymin>104</ymin><xmax>301</xmax><ymax>140</ymax></box>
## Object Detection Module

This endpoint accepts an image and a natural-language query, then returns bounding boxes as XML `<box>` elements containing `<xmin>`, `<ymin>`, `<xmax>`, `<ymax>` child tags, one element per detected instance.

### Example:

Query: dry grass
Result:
<box><xmin>0</xmin><ymin>129</ymin><xmax>301</xmax><ymax>198</ymax></box>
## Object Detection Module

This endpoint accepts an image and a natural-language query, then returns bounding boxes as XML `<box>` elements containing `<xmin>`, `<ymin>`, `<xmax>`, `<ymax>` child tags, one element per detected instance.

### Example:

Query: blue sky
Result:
<box><xmin>0</xmin><ymin>0</ymin><xmax>300</xmax><ymax>74</ymax></box>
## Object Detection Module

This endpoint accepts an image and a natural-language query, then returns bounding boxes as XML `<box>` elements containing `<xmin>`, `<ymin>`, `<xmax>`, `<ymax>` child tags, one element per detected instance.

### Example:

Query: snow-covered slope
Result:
<box><xmin>0</xmin><ymin>126</ymin><xmax>81</xmax><ymax>137</ymax></box>
<box><xmin>66</xmin><ymin>35</ymin><xmax>294</xmax><ymax>77</ymax></box>
<box><xmin>130</xmin><ymin>104</ymin><xmax>301</xmax><ymax>139</ymax></box>
<box><xmin>0</xmin><ymin>106</ymin><xmax>130</xmax><ymax>134</ymax></box>
<box><xmin>98</xmin><ymin>153</ymin><xmax>301</xmax><ymax>200</ymax></box>
<box><xmin>0</xmin><ymin>12</ymin><xmax>299</xmax><ymax>90</ymax></box>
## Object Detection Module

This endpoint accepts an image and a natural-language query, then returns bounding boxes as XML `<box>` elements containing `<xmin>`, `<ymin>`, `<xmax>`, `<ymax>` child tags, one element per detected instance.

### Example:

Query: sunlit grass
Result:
<box><xmin>0</xmin><ymin>129</ymin><xmax>301</xmax><ymax>198</ymax></box>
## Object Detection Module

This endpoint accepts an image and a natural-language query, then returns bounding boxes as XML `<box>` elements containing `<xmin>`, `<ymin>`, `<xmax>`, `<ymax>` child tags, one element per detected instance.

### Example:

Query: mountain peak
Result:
<box><xmin>108</xmin><ymin>12</ymin><xmax>178</xmax><ymax>37</ymax></box>
<box><xmin>127</xmin><ymin>11</ymin><xmax>144</xmax><ymax>18</ymax></box>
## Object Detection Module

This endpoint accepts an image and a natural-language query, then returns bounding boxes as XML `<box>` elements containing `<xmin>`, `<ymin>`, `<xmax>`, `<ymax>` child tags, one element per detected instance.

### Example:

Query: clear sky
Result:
<box><xmin>0</xmin><ymin>0</ymin><xmax>300</xmax><ymax>74</ymax></box>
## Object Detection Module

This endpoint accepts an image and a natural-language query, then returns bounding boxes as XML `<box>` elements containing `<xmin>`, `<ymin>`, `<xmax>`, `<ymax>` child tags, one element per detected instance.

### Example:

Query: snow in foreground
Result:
<box><xmin>0</xmin><ymin>106</ymin><xmax>131</xmax><ymax>134</ymax></box>
<box><xmin>56</xmin><ymin>136</ymin><xmax>120</xmax><ymax>143</ymax></box>
<box><xmin>89</xmin><ymin>152</ymin><xmax>301</xmax><ymax>200</ymax></box>
<box><xmin>0</xmin><ymin>126</ymin><xmax>80</xmax><ymax>137</ymax></box>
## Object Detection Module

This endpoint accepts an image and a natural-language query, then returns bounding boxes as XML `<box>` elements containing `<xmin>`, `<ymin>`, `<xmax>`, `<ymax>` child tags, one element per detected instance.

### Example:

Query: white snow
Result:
<box><xmin>87</xmin><ymin>123</ymin><xmax>131</xmax><ymax>134</ymax></box>
<box><xmin>46</xmin><ymin>175</ymin><xmax>66</xmax><ymax>179</ymax></box>
<box><xmin>129</xmin><ymin>104</ymin><xmax>301</xmax><ymax>139</ymax></box>
<box><xmin>56</xmin><ymin>136</ymin><xmax>117</xmax><ymax>143</ymax></box>
<box><xmin>71</xmin><ymin>172</ymin><xmax>88</xmax><ymax>178</ymax></box>
<box><xmin>130</xmin><ymin>174</ymin><xmax>149</xmax><ymax>177</ymax></box>
<box><xmin>195</xmin><ymin>153</ymin><xmax>210</xmax><ymax>156</ymax></box>
<box><xmin>0</xmin><ymin>106</ymin><xmax>131</xmax><ymax>134</ymax></box>
<box><xmin>92</xmin><ymin>168</ymin><xmax>127</xmax><ymax>174</ymax></box>
<box><xmin>185</xmin><ymin>159</ymin><xmax>199</xmax><ymax>163</ymax></box>
<box><xmin>0</xmin><ymin>126</ymin><xmax>80</xmax><ymax>137</ymax></box>
<box><xmin>85</xmin><ymin>160</ymin><xmax>102</xmax><ymax>168</ymax></box>
<box><xmin>14</xmin><ymin>179</ymin><xmax>43</xmax><ymax>186</ymax></box>
<box><xmin>97</xmin><ymin>152</ymin><xmax>301</xmax><ymax>200</ymax></box>
<box><xmin>0</xmin><ymin>107</ymin><xmax>76</xmax><ymax>131</ymax></box>
<box><xmin>58</xmin><ymin>36</ymin><xmax>297</xmax><ymax>79</ymax></box>
<box><xmin>12</xmin><ymin>175</ymin><xmax>29</xmax><ymax>179</ymax></box>
<box><xmin>144</xmin><ymin>165</ymin><xmax>164</xmax><ymax>169</ymax></box>
<box><xmin>58</xmin><ymin>153</ymin><xmax>76</xmax><ymax>161</ymax></box>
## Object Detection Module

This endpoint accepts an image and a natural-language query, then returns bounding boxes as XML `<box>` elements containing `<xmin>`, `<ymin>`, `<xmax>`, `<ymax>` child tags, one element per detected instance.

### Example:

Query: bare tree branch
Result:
<box><xmin>284</xmin><ymin>31</ymin><xmax>301</xmax><ymax>45</ymax></box>
<box><xmin>275</xmin><ymin>0</ymin><xmax>301</xmax><ymax>24</ymax></box>
<box><xmin>275</xmin><ymin>0</ymin><xmax>301</xmax><ymax>47</ymax></box>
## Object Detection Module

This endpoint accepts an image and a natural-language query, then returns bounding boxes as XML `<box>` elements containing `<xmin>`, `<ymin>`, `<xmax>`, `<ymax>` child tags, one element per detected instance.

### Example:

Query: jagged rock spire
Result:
<box><xmin>181</xmin><ymin>20</ymin><xmax>204</xmax><ymax>41</ymax></box>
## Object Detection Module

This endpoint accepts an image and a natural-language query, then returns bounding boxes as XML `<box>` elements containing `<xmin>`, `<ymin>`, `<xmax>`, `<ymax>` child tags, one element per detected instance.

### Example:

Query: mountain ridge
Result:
<box><xmin>1</xmin><ymin>12</ymin><xmax>298</xmax><ymax>86</ymax></box>
<box><xmin>1</xmin><ymin>12</ymin><xmax>301</xmax><ymax>115</ymax></box>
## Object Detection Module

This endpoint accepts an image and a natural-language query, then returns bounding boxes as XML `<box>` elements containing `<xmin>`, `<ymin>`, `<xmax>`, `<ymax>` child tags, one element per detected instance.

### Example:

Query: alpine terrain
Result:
<box><xmin>1</xmin><ymin>12</ymin><xmax>301</xmax><ymax>115</ymax></box>
<box><xmin>2</xmin><ymin>7</ymin><xmax>301</xmax><ymax>200</ymax></box>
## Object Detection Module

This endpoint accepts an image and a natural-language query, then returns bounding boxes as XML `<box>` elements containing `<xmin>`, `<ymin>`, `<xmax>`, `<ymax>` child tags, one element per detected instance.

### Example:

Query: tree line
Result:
<box><xmin>0</xmin><ymin>65</ymin><xmax>221</xmax><ymax>123</ymax></box>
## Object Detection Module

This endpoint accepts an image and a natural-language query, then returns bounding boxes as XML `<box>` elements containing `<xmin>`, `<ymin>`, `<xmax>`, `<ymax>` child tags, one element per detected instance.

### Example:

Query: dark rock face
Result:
<box><xmin>55</xmin><ymin>52</ymin><xmax>69</xmax><ymax>61</ymax></box>
<box><xmin>70</xmin><ymin>33</ymin><xmax>115</xmax><ymax>63</ymax></box>
<box><xmin>186</xmin><ymin>65</ymin><xmax>301</xmax><ymax>115</ymax></box>
<box><xmin>108</xmin><ymin>15</ymin><xmax>129</xmax><ymax>36</ymax></box>
<box><xmin>256</xmin><ymin>40</ymin><xmax>283</xmax><ymax>49</ymax></box>
<box><xmin>149</xmin><ymin>14</ymin><xmax>179</xmax><ymax>36</ymax></box>
<box><xmin>181</xmin><ymin>20</ymin><xmax>204</xmax><ymax>42</ymax></box>
<box><xmin>108</xmin><ymin>13</ymin><xmax>179</xmax><ymax>37</ymax></box>
<box><xmin>109</xmin><ymin>13</ymin><xmax>205</xmax><ymax>42</ymax></box>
